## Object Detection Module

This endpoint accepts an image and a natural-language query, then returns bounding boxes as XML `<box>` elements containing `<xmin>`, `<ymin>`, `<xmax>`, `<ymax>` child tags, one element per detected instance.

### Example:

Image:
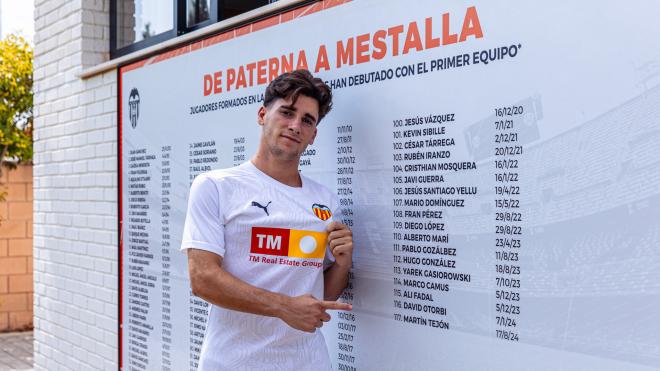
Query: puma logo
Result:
<box><xmin>251</xmin><ymin>201</ymin><xmax>272</xmax><ymax>216</ymax></box>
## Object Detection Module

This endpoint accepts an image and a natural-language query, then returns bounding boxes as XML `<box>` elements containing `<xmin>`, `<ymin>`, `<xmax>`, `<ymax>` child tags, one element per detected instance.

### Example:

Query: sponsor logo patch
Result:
<box><xmin>250</xmin><ymin>227</ymin><xmax>327</xmax><ymax>259</ymax></box>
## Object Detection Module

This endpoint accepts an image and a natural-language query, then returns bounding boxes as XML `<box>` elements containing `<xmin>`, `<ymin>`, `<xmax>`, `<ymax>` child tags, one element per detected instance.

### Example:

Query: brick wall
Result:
<box><xmin>0</xmin><ymin>164</ymin><xmax>33</xmax><ymax>332</ymax></box>
<box><xmin>33</xmin><ymin>0</ymin><xmax>118</xmax><ymax>370</ymax></box>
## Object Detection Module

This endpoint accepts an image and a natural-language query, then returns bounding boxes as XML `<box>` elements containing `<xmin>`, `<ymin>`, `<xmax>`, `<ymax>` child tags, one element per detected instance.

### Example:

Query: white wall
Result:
<box><xmin>33</xmin><ymin>0</ymin><xmax>118</xmax><ymax>369</ymax></box>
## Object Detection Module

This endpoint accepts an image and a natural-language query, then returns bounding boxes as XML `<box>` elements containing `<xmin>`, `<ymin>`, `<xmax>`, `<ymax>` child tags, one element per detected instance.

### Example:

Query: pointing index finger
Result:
<box><xmin>321</xmin><ymin>301</ymin><xmax>353</xmax><ymax>311</ymax></box>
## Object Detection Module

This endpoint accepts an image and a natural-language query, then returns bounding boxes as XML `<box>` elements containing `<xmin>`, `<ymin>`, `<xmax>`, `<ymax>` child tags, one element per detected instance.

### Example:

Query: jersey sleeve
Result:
<box><xmin>180</xmin><ymin>174</ymin><xmax>226</xmax><ymax>256</ymax></box>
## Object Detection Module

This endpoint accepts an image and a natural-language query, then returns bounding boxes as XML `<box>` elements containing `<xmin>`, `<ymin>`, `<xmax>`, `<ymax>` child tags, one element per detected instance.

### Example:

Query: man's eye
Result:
<box><xmin>281</xmin><ymin>110</ymin><xmax>293</xmax><ymax>116</ymax></box>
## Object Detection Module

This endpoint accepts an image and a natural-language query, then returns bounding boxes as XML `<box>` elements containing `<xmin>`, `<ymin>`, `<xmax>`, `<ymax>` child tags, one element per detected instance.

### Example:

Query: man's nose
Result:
<box><xmin>287</xmin><ymin>116</ymin><xmax>302</xmax><ymax>134</ymax></box>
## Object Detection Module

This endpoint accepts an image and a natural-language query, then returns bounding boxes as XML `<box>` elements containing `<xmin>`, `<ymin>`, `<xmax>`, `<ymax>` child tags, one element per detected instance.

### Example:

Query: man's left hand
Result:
<box><xmin>327</xmin><ymin>221</ymin><xmax>353</xmax><ymax>268</ymax></box>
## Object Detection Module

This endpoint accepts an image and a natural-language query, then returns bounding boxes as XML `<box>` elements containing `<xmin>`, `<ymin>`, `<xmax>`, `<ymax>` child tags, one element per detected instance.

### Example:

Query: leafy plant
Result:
<box><xmin>0</xmin><ymin>34</ymin><xmax>33</xmax><ymax>177</ymax></box>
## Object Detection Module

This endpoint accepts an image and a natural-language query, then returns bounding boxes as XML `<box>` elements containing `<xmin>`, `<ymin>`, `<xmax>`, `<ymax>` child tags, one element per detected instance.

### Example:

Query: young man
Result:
<box><xmin>181</xmin><ymin>70</ymin><xmax>354</xmax><ymax>370</ymax></box>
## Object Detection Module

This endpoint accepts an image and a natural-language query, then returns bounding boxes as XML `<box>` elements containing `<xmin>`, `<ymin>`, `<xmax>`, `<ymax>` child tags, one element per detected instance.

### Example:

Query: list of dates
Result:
<box><xmin>335</xmin><ymin>123</ymin><xmax>358</xmax><ymax>371</ymax></box>
<box><xmin>492</xmin><ymin>105</ymin><xmax>525</xmax><ymax>342</ymax></box>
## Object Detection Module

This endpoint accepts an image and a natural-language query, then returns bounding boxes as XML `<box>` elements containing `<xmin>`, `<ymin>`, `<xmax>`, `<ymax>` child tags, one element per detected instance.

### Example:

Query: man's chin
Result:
<box><xmin>270</xmin><ymin>146</ymin><xmax>302</xmax><ymax>161</ymax></box>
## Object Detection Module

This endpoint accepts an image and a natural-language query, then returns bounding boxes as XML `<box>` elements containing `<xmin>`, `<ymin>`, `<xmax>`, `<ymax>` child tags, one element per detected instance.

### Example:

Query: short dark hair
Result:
<box><xmin>264</xmin><ymin>70</ymin><xmax>333</xmax><ymax>123</ymax></box>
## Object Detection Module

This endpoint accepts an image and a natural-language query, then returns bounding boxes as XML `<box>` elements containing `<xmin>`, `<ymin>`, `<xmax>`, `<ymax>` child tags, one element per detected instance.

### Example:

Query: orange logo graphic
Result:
<box><xmin>312</xmin><ymin>204</ymin><xmax>332</xmax><ymax>221</ymax></box>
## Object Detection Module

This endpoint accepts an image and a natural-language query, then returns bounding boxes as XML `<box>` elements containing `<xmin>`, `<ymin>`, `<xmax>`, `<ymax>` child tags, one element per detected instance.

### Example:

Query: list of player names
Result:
<box><xmin>390</xmin><ymin>113</ymin><xmax>477</xmax><ymax>331</ymax></box>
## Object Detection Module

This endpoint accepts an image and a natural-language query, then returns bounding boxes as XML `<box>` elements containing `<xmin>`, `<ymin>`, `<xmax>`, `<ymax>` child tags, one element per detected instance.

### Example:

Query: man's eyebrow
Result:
<box><xmin>303</xmin><ymin>112</ymin><xmax>318</xmax><ymax>123</ymax></box>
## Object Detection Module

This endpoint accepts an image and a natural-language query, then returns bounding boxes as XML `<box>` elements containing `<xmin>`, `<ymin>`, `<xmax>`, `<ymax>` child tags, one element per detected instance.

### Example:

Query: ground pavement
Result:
<box><xmin>0</xmin><ymin>332</ymin><xmax>32</xmax><ymax>371</ymax></box>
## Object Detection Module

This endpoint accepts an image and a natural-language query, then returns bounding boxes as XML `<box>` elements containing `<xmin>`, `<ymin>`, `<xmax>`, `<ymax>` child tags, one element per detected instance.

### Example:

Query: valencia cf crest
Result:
<box><xmin>312</xmin><ymin>204</ymin><xmax>332</xmax><ymax>221</ymax></box>
<box><xmin>128</xmin><ymin>88</ymin><xmax>140</xmax><ymax>129</ymax></box>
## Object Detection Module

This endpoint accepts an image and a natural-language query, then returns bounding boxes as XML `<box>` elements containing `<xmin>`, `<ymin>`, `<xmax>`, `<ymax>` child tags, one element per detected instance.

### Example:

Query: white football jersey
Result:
<box><xmin>181</xmin><ymin>161</ymin><xmax>339</xmax><ymax>371</ymax></box>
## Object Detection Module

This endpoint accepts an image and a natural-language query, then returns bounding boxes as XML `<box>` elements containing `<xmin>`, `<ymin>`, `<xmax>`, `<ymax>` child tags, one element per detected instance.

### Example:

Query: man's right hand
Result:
<box><xmin>279</xmin><ymin>294</ymin><xmax>352</xmax><ymax>333</ymax></box>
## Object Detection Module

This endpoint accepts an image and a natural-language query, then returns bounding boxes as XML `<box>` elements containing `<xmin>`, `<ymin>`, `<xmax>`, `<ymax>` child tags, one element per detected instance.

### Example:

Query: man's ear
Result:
<box><xmin>257</xmin><ymin>106</ymin><xmax>267</xmax><ymax>126</ymax></box>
